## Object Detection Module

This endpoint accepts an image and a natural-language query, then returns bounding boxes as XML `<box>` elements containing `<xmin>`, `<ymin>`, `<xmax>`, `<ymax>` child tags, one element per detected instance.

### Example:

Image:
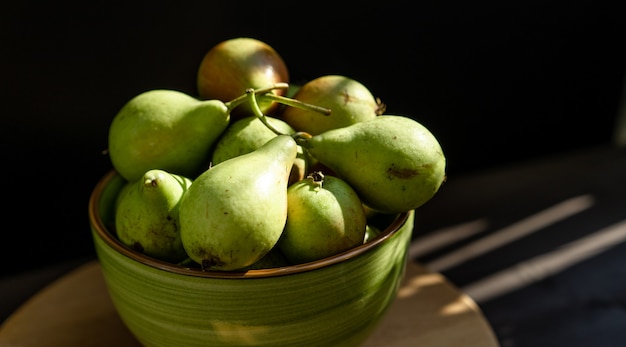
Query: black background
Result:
<box><xmin>1</xmin><ymin>1</ymin><xmax>624</xmax><ymax>276</ymax></box>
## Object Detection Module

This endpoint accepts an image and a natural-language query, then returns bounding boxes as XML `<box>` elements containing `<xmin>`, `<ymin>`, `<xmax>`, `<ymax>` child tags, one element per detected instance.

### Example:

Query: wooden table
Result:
<box><xmin>0</xmin><ymin>260</ymin><xmax>500</xmax><ymax>347</ymax></box>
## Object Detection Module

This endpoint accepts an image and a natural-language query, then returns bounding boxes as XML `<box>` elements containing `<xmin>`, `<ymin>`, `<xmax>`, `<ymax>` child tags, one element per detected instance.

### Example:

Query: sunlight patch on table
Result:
<box><xmin>425</xmin><ymin>194</ymin><xmax>595</xmax><ymax>272</ymax></box>
<box><xmin>440</xmin><ymin>296</ymin><xmax>473</xmax><ymax>316</ymax></box>
<box><xmin>397</xmin><ymin>273</ymin><xmax>441</xmax><ymax>299</ymax></box>
<box><xmin>409</xmin><ymin>219</ymin><xmax>490</xmax><ymax>259</ymax></box>
<box><xmin>462</xmin><ymin>217</ymin><xmax>626</xmax><ymax>303</ymax></box>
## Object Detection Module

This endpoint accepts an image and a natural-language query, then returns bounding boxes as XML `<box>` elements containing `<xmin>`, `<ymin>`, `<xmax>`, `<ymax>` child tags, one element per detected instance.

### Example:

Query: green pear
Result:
<box><xmin>113</xmin><ymin>179</ymin><xmax>132</xmax><ymax>217</ymax></box>
<box><xmin>279</xmin><ymin>75</ymin><xmax>385</xmax><ymax>135</ymax></box>
<box><xmin>363</xmin><ymin>225</ymin><xmax>382</xmax><ymax>243</ymax></box>
<box><xmin>108</xmin><ymin>89</ymin><xmax>231</xmax><ymax>182</ymax></box>
<box><xmin>179</xmin><ymin>134</ymin><xmax>298</xmax><ymax>271</ymax></box>
<box><xmin>212</xmin><ymin>115</ymin><xmax>296</xmax><ymax>164</ymax></box>
<box><xmin>211</xmin><ymin>115</ymin><xmax>308</xmax><ymax>184</ymax></box>
<box><xmin>278</xmin><ymin>172</ymin><xmax>367</xmax><ymax>264</ymax></box>
<box><xmin>115</xmin><ymin>169</ymin><xmax>192</xmax><ymax>263</ymax></box>
<box><xmin>238</xmin><ymin>247</ymin><xmax>290</xmax><ymax>271</ymax></box>
<box><xmin>297</xmin><ymin>115</ymin><xmax>446</xmax><ymax>214</ymax></box>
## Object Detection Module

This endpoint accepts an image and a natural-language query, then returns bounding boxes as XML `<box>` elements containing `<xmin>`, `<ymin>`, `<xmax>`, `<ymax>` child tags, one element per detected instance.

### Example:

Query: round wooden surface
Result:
<box><xmin>0</xmin><ymin>260</ymin><xmax>499</xmax><ymax>347</ymax></box>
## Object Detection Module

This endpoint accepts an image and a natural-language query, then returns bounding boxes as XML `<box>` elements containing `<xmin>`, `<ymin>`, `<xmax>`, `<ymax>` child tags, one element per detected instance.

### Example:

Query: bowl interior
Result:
<box><xmin>89</xmin><ymin>170</ymin><xmax>412</xmax><ymax>278</ymax></box>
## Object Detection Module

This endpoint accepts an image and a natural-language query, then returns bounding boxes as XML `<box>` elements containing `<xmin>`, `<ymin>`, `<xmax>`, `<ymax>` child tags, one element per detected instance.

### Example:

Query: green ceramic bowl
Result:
<box><xmin>88</xmin><ymin>170</ymin><xmax>414</xmax><ymax>347</ymax></box>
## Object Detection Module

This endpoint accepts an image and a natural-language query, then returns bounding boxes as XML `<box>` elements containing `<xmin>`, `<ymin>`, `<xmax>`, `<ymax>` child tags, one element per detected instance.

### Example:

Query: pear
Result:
<box><xmin>179</xmin><ymin>134</ymin><xmax>298</xmax><ymax>271</ymax></box>
<box><xmin>212</xmin><ymin>116</ymin><xmax>296</xmax><ymax>164</ymax></box>
<box><xmin>115</xmin><ymin>169</ymin><xmax>192</xmax><ymax>263</ymax></box>
<box><xmin>108</xmin><ymin>89</ymin><xmax>231</xmax><ymax>182</ymax></box>
<box><xmin>363</xmin><ymin>225</ymin><xmax>382</xmax><ymax>243</ymax></box>
<box><xmin>279</xmin><ymin>75</ymin><xmax>385</xmax><ymax>135</ymax></box>
<box><xmin>211</xmin><ymin>115</ymin><xmax>308</xmax><ymax>185</ymax></box>
<box><xmin>238</xmin><ymin>247</ymin><xmax>290</xmax><ymax>271</ymax></box>
<box><xmin>113</xmin><ymin>179</ymin><xmax>132</xmax><ymax>214</ymax></box>
<box><xmin>196</xmin><ymin>37</ymin><xmax>290</xmax><ymax>119</ymax></box>
<box><xmin>297</xmin><ymin>115</ymin><xmax>446</xmax><ymax>214</ymax></box>
<box><xmin>278</xmin><ymin>172</ymin><xmax>367</xmax><ymax>264</ymax></box>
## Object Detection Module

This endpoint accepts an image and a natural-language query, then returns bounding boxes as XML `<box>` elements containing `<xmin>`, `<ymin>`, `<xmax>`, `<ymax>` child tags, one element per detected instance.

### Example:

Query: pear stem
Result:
<box><xmin>224</xmin><ymin>83</ymin><xmax>290</xmax><ymax>111</ymax></box>
<box><xmin>225</xmin><ymin>83</ymin><xmax>332</xmax><ymax>117</ymax></box>
<box><xmin>259</xmin><ymin>94</ymin><xmax>331</xmax><ymax>116</ymax></box>
<box><xmin>246</xmin><ymin>88</ymin><xmax>286</xmax><ymax>136</ymax></box>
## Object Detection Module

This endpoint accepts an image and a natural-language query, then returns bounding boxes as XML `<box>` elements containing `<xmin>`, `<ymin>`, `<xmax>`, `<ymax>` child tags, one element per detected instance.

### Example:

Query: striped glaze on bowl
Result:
<box><xmin>88</xmin><ymin>170</ymin><xmax>414</xmax><ymax>347</ymax></box>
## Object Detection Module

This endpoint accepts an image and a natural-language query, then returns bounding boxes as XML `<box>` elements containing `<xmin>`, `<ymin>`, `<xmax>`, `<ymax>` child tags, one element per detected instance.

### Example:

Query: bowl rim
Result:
<box><xmin>89</xmin><ymin>169</ymin><xmax>410</xmax><ymax>279</ymax></box>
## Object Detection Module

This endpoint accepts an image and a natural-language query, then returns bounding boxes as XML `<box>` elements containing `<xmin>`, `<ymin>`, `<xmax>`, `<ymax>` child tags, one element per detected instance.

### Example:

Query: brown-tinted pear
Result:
<box><xmin>197</xmin><ymin>37</ymin><xmax>289</xmax><ymax>119</ymax></box>
<box><xmin>280</xmin><ymin>75</ymin><xmax>384</xmax><ymax>135</ymax></box>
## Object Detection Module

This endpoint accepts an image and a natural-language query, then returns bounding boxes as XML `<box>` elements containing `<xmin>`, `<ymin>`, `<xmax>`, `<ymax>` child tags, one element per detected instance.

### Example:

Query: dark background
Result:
<box><xmin>1</xmin><ymin>1</ymin><xmax>624</xmax><ymax>279</ymax></box>
<box><xmin>3</xmin><ymin>2</ymin><xmax>626</xmax><ymax>346</ymax></box>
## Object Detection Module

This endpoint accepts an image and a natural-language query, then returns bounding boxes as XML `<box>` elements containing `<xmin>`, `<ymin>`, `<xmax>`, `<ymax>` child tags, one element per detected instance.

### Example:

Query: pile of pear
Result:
<box><xmin>108</xmin><ymin>37</ymin><xmax>447</xmax><ymax>271</ymax></box>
